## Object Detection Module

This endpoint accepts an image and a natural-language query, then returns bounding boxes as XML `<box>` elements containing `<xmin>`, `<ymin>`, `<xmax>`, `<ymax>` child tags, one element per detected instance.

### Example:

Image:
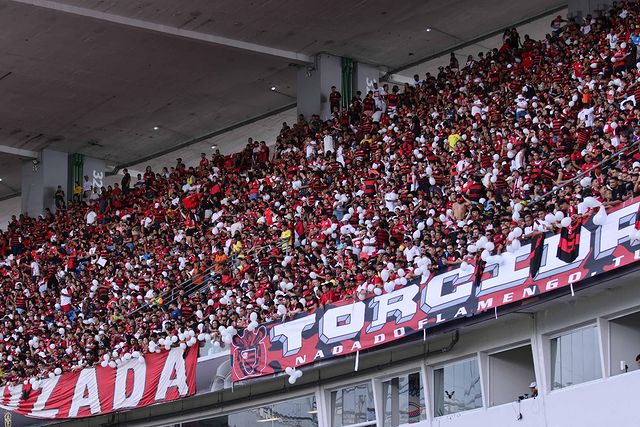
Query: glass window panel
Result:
<box><xmin>434</xmin><ymin>358</ymin><xmax>482</xmax><ymax>417</ymax></box>
<box><xmin>608</xmin><ymin>311</ymin><xmax>640</xmax><ymax>376</ymax></box>
<box><xmin>382</xmin><ymin>372</ymin><xmax>426</xmax><ymax>427</ymax></box>
<box><xmin>382</xmin><ymin>379</ymin><xmax>394</xmax><ymax>427</ymax></box>
<box><xmin>331</xmin><ymin>383</ymin><xmax>375</xmax><ymax>427</ymax></box>
<box><xmin>551</xmin><ymin>326</ymin><xmax>602</xmax><ymax>390</ymax></box>
<box><xmin>182</xmin><ymin>395</ymin><xmax>317</xmax><ymax>427</ymax></box>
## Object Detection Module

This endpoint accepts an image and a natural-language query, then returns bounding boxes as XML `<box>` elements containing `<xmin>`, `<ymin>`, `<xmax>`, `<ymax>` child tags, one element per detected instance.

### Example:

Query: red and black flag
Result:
<box><xmin>463</xmin><ymin>256</ymin><xmax>486</xmax><ymax>312</ymax></box>
<box><xmin>530</xmin><ymin>232</ymin><xmax>545</xmax><ymax>277</ymax></box>
<box><xmin>473</xmin><ymin>257</ymin><xmax>486</xmax><ymax>287</ymax></box>
<box><xmin>557</xmin><ymin>216</ymin><xmax>584</xmax><ymax>263</ymax></box>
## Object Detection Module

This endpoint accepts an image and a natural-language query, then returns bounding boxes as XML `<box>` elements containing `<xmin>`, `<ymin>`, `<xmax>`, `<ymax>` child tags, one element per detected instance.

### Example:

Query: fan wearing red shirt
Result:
<box><xmin>199</xmin><ymin>153</ymin><xmax>210</xmax><ymax>171</ymax></box>
<box><xmin>258</xmin><ymin>142</ymin><xmax>270</xmax><ymax>164</ymax></box>
<box><xmin>318</xmin><ymin>283</ymin><xmax>336</xmax><ymax>306</ymax></box>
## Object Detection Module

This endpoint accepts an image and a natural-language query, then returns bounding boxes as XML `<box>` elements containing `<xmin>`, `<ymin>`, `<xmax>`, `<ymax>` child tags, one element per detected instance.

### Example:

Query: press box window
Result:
<box><xmin>382</xmin><ymin>372</ymin><xmax>426</xmax><ymax>426</ymax></box>
<box><xmin>488</xmin><ymin>345</ymin><xmax>536</xmax><ymax>406</ymax></box>
<box><xmin>434</xmin><ymin>357</ymin><xmax>483</xmax><ymax>417</ymax></box>
<box><xmin>331</xmin><ymin>382</ymin><xmax>376</xmax><ymax>427</ymax></box>
<box><xmin>550</xmin><ymin>325</ymin><xmax>602</xmax><ymax>390</ymax></box>
<box><xmin>609</xmin><ymin>311</ymin><xmax>640</xmax><ymax>376</ymax></box>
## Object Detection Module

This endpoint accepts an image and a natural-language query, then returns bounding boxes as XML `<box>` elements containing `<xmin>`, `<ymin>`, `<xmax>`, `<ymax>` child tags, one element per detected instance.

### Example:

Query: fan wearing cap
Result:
<box><xmin>529</xmin><ymin>381</ymin><xmax>538</xmax><ymax>397</ymax></box>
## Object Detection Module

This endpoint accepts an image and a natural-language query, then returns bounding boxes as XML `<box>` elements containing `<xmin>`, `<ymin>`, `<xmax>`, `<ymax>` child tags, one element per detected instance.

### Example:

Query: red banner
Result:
<box><xmin>1</xmin><ymin>347</ymin><xmax>197</xmax><ymax>419</ymax></box>
<box><xmin>232</xmin><ymin>198</ymin><xmax>640</xmax><ymax>382</ymax></box>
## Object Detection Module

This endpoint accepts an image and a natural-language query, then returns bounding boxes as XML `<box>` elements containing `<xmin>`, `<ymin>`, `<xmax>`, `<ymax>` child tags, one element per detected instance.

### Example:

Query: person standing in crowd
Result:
<box><xmin>82</xmin><ymin>175</ymin><xmax>93</xmax><ymax>200</ymax></box>
<box><xmin>329</xmin><ymin>85</ymin><xmax>342</xmax><ymax>114</ymax></box>
<box><xmin>54</xmin><ymin>185</ymin><xmax>65</xmax><ymax>210</ymax></box>
<box><xmin>121</xmin><ymin>168</ymin><xmax>131</xmax><ymax>194</ymax></box>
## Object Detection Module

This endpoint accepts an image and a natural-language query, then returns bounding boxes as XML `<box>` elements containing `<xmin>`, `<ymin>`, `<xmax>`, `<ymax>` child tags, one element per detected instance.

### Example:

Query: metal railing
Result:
<box><xmin>528</xmin><ymin>141</ymin><xmax>639</xmax><ymax>207</ymax></box>
<box><xmin>126</xmin><ymin>241</ymin><xmax>274</xmax><ymax>317</ymax></box>
<box><xmin>127</xmin><ymin>263</ymin><xmax>218</xmax><ymax>317</ymax></box>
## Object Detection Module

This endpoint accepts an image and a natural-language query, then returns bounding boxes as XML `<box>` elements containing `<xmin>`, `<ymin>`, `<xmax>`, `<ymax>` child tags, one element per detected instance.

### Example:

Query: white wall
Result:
<box><xmin>0</xmin><ymin>196</ymin><xmax>20</xmax><ymax>230</ymax></box>
<box><xmin>296</xmin><ymin>53</ymin><xmax>344</xmax><ymax>120</ymax></box>
<box><xmin>40</xmin><ymin>149</ymin><xmax>69</xmax><ymax>214</ymax></box>
<box><xmin>421</xmin><ymin>371</ymin><xmax>640</xmax><ymax>427</ymax></box>
<box><xmin>297</xmin><ymin>61</ymin><xmax>322</xmax><ymax>120</ymax></box>
<box><xmin>318</xmin><ymin>54</ymin><xmax>343</xmax><ymax>120</ymax></box>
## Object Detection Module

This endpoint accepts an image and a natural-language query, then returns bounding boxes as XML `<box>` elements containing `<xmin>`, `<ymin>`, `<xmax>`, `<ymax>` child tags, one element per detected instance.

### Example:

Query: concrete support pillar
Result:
<box><xmin>297</xmin><ymin>55</ymin><xmax>382</xmax><ymax>120</ymax></box>
<box><xmin>21</xmin><ymin>150</ymin><xmax>106</xmax><ymax>216</ymax></box>
<box><xmin>21</xmin><ymin>148</ymin><xmax>68</xmax><ymax>216</ymax></box>
<box><xmin>297</xmin><ymin>53</ymin><xmax>342</xmax><ymax>120</ymax></box>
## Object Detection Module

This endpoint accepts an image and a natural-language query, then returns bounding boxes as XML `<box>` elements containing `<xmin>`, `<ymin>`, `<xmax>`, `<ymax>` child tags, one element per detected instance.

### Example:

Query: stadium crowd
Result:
<box><xmin>1</xmin><ymin>1</ymin><xmax>640</xmax><ymax>386</ymax></box>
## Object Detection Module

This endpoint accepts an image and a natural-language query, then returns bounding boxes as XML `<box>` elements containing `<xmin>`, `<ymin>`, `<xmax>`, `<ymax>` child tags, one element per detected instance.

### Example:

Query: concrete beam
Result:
<box><xmin>10</xmin><ymin>0</ymin><xmax>314</xmax><ymax>64</ymax></box>
<box><xmin>0</xmin><ymin>145</ymin><xmax>38</xmax><ymax>159</ymax></box>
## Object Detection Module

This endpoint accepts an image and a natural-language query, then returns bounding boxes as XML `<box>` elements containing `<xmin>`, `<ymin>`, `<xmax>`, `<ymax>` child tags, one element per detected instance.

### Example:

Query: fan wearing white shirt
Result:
<box><xmin>305</xmin><ymin>139</ymin><xmax>318</xmax><ymax>160</ymax></box>
<box><xmin>60</xmin><ymin>286</ymin><xmax>73</xmax><ymax>313</ymax></box>
<box><xmin>578</xmin><ymin>106</ymin><xmax>595</xmax><ymax>127</ymax></box>
<box><xmin>403</xmin><ymin>242</ymin><xmax>420</xmax><ymax>263</ymax></box>
<box><xmin>82</xmin><ymin>175</ymin><xmax>93</xmax><ymax>198</ymax></box>
<box><xmin>384</xmin><ymin>188</ymin><xmax>398</xmax><ymax>211</ymax></box>
<box><xmin>86</xmin><ymin>210</ymin><xmax>97</xmax><ymax>225</ymax></box>
<box><xmin>31</xmin><ymin>259</ymin><xmax>41</xmax><ymax>278</ymax></box>
<box><xmin>515</xmin><ymin>95</ymin><xmax>528</xmax><ymax>119</ymax></box>
<box><xmin>606</xmin><ymin>30</ymin><xmax>618</xmax><ymax>49</ymax></box>
<box><xmin>362</xmin><ymin>233</ymin><xmax>377</xmax><ymax>256</ymax></box>
<box><xmin>373</xmin><ymin>83</ymin><xmax>387</xmax><ymax>112</ymax></box>
<box><xmin>322</xmin><ymin>130</ymin><xmax>335</xmax><ymax>155</ymax></box>
<box><xmin>522</xmin><ymin>213</ymin><xmax>547</xmax><ymax>238</ymax></box>
<box><xmin>471</xmin><ymin>99</ymin><xmax>484</xmax><ymax>117</ymax></box>
<box><xmin>336</xmin><ymin>145</ymin><xmax>346</xmax><ymax>167</ymax></box>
